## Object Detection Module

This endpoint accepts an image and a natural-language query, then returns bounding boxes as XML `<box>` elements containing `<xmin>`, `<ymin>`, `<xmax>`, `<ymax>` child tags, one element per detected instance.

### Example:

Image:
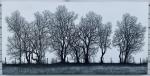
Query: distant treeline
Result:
<box><xmin>6</xmin><ymin>5</ymin><xmax>146</xmax><ymax>64</ymax></box>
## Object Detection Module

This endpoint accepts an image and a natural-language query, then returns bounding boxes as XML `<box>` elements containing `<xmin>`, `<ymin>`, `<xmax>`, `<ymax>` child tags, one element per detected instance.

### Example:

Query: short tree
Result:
<box><xmin>69</xmin><ymin>27</ymin><xmax>83</xmax><ymax>63</ymax></box>
<box><xmin>97</xmin><ymin>22</ymin><xmax>112</xmax><ymax>63</ymax></box>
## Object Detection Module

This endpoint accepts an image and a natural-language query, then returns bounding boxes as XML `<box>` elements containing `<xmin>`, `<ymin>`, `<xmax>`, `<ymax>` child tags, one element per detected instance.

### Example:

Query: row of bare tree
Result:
<box><xmin>6</xmin><ymin>5</ymin><xmax>146</xmax><ymax>64</ymax></box>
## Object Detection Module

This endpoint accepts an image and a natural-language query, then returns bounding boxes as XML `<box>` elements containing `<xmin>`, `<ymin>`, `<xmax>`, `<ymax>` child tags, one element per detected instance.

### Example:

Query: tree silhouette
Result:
<box><xmin>78</xmin><ymin>12</ymin><xmax>99</xmax><ymax>63</ymax></box>
<box><xmin>69</xmin><ymin>27</ymin><xmax>83</xmax><ymax>63</ymax></box>
<box><xmin>50</xmin><ymin>5</ymin><xmax>77</xmax><ymax>63</ymax></box>
<box><xmin>29</xmin><ymin>12</ymin><xmax>50</xmax><ymax>64</ymax></box>
<box><xmin>6</xmin><ymin>11</ymin><xmax>28</xmax><ymax>64</ymax></box>
<box><xmin>6</xmin><ymin>6</ymin><xmax>146</xmax><ymax>65</ymax></box>
<box><xmin>113</xmin><ymin>13</ymin><xmax>146</xmax><ymax>64</ymax></box>
<box><xmin>97</xmin><ymin>22</ymin><xmax>112</xmax><ymax>63</ymax></box>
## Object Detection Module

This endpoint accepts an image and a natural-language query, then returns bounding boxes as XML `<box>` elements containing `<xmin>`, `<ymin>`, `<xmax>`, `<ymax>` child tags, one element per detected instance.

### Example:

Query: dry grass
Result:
<box><xmin>2</xmin><ymin>63</ymin><xmax>147</xmax><ymax>75</ymax></box>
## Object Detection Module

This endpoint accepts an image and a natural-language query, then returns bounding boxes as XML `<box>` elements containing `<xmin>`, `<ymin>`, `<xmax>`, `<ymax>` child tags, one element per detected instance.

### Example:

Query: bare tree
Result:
<box><xmin>78</xmin><ymin>12</ymin><xmax>100</xmax><ymax>63</ymax></box>
<box><xmin>50</xmin><ymin>5</ymin><xmax>77</xmax><ymax>63</ymax></box>
<box><xmin>97</xmin><ymin>22</ymin><xmax>112</xmax><ymax>63</ymax></box>
<box><xmin>69</xmin><ymin>27</ymin><xmax>83</xmax><ymax>63</ymax></box>
<box><xmin>113</xmin><ymin>13</ymin><xmax>146</xmax><ymax>64</ymax></box>
<box><xmin>29</xmin><ymin>12</ymin><xmax>50</xmax><ymax>64</ymax></box>
<box><xmin>21</xmin><ymin>23</ymin><xmax>33</xmax><ymax>64</ymax></box>
<box><xmin>6</xmin><ymin>11</ymin><xmax>28</xmax><ymax>64</ymax></box>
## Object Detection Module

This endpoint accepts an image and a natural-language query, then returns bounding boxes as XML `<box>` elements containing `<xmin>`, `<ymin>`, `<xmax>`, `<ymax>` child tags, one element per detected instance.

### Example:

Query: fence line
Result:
<box><xmin>3</xmin><ymin>57</ymin><xmax>148</xmax><ymax>64</ymax></box>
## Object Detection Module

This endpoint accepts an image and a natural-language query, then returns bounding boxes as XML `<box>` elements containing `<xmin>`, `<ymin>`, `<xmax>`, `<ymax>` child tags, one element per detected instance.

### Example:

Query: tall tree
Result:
<box><xmin>6</xmin><ymin>11</ymin><xmax>28</xmax><ymax>64</ymax></box>
<box><xmin>30</xmin><ymin>12</ymin><xmax>50</xmax><ymax>64</ymax></box>
<box><xmin>21</xmin><ymin>22</ymin><xmax>33</xmax><ymax>64</ymax></box>
<box><xmin>78</xmin><ymin>12</ymin><xmax>100</xmax><ymax>63</ymax></box>
<box><xmin>50</xmin><ymin>5</ymin><xmax>77</xmax><ymax>63</ymax></box>
<box><xmin>113</xmin><ymin>13</ymin><xmax>146</xmax><ymax>63</ymax></box>
<box><xmin>97</xmin><ymin>22</ymin><xmax>112</xmax><ymax>63</ymax></box>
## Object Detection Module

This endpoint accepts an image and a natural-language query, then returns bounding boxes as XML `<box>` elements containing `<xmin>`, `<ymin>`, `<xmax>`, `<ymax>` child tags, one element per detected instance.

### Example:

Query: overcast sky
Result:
<box><xmin>2</xmin><ymin>1</ymin><xmax>148</xmax><ymax>63</ymax></box>
<box><xmin>2</xmin><ymin>0</ymin><xmax>149</xmax><ymax>2</ymax></box>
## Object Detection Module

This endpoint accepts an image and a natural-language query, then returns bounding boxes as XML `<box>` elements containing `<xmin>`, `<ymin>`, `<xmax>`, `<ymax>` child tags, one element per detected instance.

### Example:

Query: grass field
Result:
<box><xmin>2</xmin><ymin>63</ymin><xmax>147</xmax><ymax>75</ymax></box>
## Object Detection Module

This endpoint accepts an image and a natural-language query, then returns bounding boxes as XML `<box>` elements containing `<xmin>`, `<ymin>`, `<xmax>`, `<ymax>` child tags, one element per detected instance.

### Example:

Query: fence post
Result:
<box><xmin>67</xmin><ymin>57</ymin><xmax>68</xmax><ymax>63</ymax></box>
<box><xmin>47</xmin><ymin>58</ymin><xmax>48</xmax><ymax>64</ymax></box>
<box><xmin>15</xmin><ymin>58</ymin><xmax>16</xmax><ymax>64</ymax></box>
<box><xmin>110</xmin><ymin>58</ymin><xmax>112</xmax><ymax>63</ymax></box>
<box><xmin>5</xmin><ymin>57</ymin><xmax>6</xmax><ymax>64</ymax></box>
<box><xmin>140</xmin><ymin>58</ymin><xmax>141</xmax><ymax>64</ymax></box>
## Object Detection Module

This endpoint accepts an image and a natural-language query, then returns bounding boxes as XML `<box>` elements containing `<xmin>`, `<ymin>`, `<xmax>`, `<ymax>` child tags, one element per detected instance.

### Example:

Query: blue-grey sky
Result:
<box><xmin>2</xmin><ymin>1</ymin><xmax>148</xmax><ymax>63</ymax></box>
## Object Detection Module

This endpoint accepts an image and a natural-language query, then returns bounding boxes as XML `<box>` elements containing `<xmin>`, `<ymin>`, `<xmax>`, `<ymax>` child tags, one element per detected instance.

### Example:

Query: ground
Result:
<box><xmin>2</xmin><ymin>63</ymin><xmax>147</xmax><ymax>75</ymax></box>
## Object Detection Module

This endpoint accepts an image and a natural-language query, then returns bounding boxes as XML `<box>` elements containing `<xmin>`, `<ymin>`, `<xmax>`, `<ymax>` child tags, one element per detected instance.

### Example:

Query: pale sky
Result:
<box><xmin>2</xmin><ymin>0</ymin><xmax>149</xmax><ymax>2</ymax></box>
<box><xmin>2</xmin><ymin>1</ymin><xmax>148</xmax><ymax>63</ymax></box>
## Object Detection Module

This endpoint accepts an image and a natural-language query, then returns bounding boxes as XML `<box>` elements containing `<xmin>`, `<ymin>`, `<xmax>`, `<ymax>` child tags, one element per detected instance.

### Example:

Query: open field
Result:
<box><xmin>3</xmin><ymin>63</ymin><xmax>147</xmax><ymax>75</ymax></box>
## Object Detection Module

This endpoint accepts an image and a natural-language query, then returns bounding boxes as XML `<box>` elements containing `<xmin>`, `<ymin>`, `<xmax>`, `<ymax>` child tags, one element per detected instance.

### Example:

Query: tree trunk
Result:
<box><xmin>100</xmin><ymin>48</ymin><xmax>105</xmax><ymax>64</ymax></box>
<box><xmin>60</xmin><ymin>48</ymin><xmax>65</xmax><ymax>63</ymax></box>
<box><xmin>60</xmin><ymin>57</ymin><xmax>65</xmax><ymax>63</ymax></box>
<box><xmin>85</xmin><ymin>46</ymin><xmax>89</xmax><ymax>64</ymax></box>
<box><xmin>119</xmin><ymin>51</ymin><xmax>123</xmax><ymax>64</ymax></box>
<box><xmin>26</xmin><ymin>53</ymin><xmax>30</xmax><ymax>64</ymax></box>
<box><xmin>100</xmin><ymin>54</ymin><xmax>104</xmax><ymax>63</ymax></box>
<box><xmin>85</xmin><ymin>53</ymin><xmax>89</xmax><ymax>64</ymax></box>
<box><xmin>124</xmin><ymin>52</ymin><xmax>129</xmax><ymax>64</ymax></box>
<box><xmin>75</xmin><ymin>49</ymin><xmax>80</xmax><ymax>63</ymax></box>
<box><xmin>19</xmin><ymin>49</ymin><xmax>22</xmax><ymax>64</ymax></box>
<box><xmin>76</xmin><ymin>57</ymin><xmax>80</xmax><ymax>63</ymax></box>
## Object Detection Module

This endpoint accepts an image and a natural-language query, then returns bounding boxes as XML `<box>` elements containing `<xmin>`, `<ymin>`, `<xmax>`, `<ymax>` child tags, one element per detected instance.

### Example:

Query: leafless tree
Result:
<box><xmin>50</xmin><ymin>5</ymin><xmax>77</xmax><ymax>63</ymax></box>
<box><xmin>29</xmin><ymin>12</ymin><xmax>50</xmax><ymax>64</ymax></box>
<box><xmin>6</xmin><ymin>6</ymin><xmax>146</xmax><ymax>65</ymax></box>
<box><xmin>113</xmin><ymin>13</ymin><xmax>146</xmax><ymax>64</ymax></box>
<box><xmin>21</xmin><ymin>22</ymin><xmax>34</xmax><ymax>64</ymax></box>
<box><xmin>97</xmin><ymin>22</ymin><xmax>112</xmax><ymax>63</ymax></box>
<box><xmin>6</xmin><ymin>11</ymin><xmax>28</xmax><ymax>64</ymax></box>
<box><xmin>78</xmin><ymin>12</ymin><xmax>100</xmax><ymax>63</ymax></box>
<box><xmin>69</xmin><ymin>27</ymin><xmax>83</xmax><ymax>63</ymax></box>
